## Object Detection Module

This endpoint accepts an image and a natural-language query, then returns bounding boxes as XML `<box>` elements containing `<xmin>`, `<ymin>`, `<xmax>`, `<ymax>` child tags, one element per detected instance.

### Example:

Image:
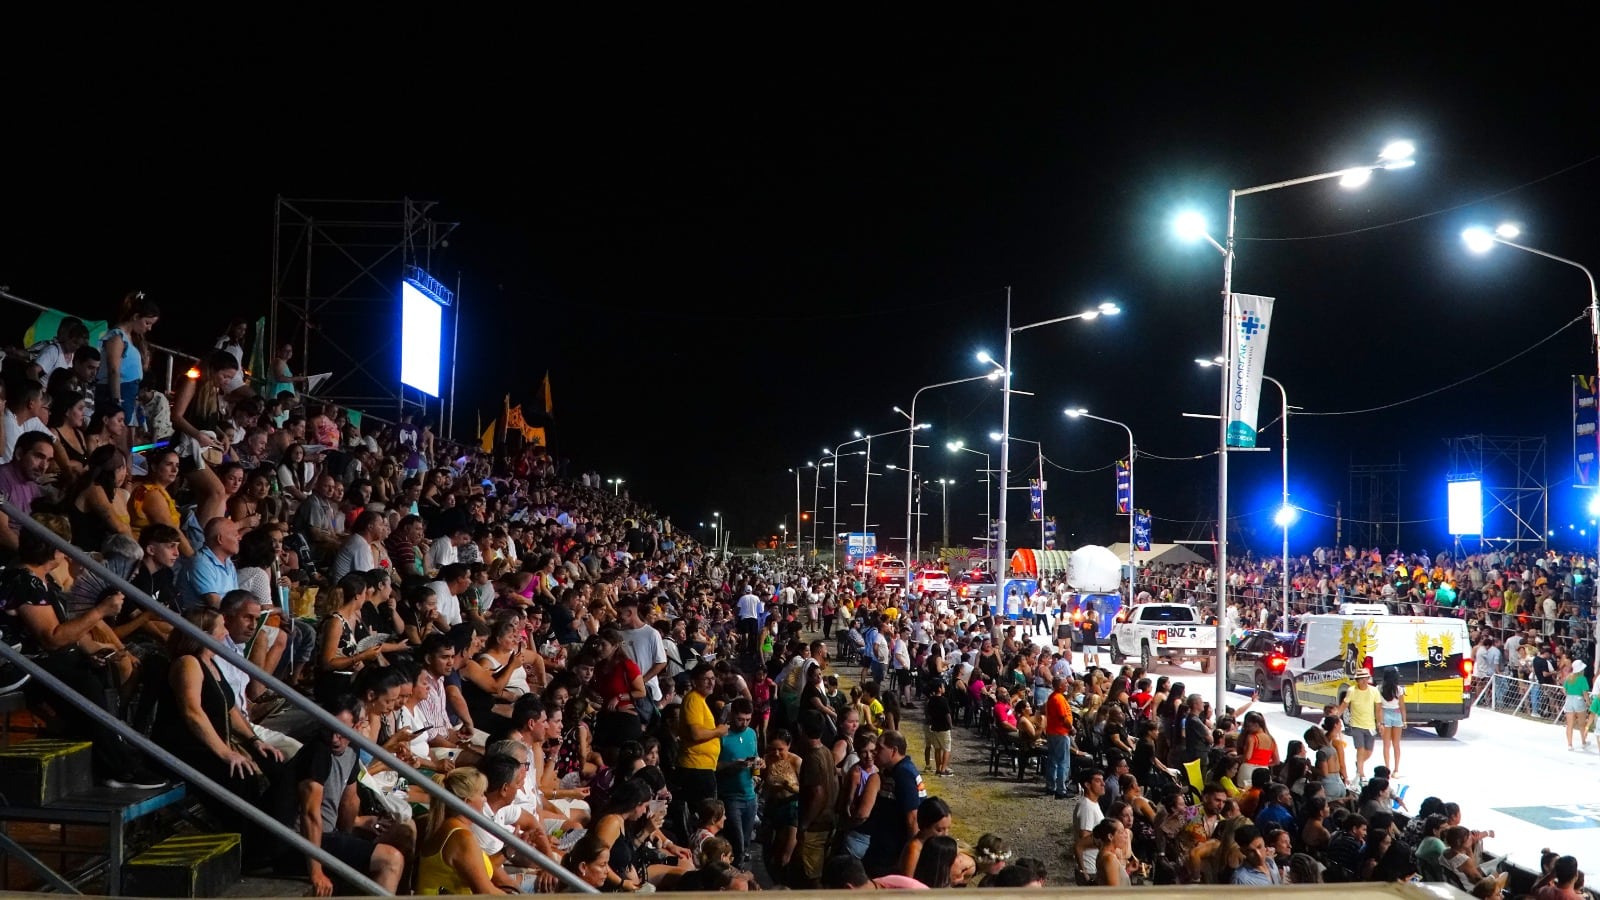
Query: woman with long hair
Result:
<box><xmin>1237</xmin><ymin>711</ymin><xmax>1280</xmax><ymax>787</ymax></box>
<box><xmin>266</xmin><ymin>342</ymin><xmax>312</xmax><ymax>404</ymax></box>
<box><xmin>836</xmin><ymin>728</ymin><xmax>880</xmax><ymax>860</ymax></box>
<box><xmin>276</xmin><ymin>443</ymin><xmax>312</xmax><ymax>506</ymax></box>
<box><xmin>96</xmin><ymin>292</ymin><xmax>159</xmax><ymax>445</ymax></box>
<box><xmin>170</xmin><ymin>349</ymin><xmax>238</xmax><ymax>526</ymax></box>
<box><xmin>227</xmin><ymin>469</ymin><xmax>272</xmax><ymax>531</ymax></box>
<box><xmin>66</xmin><ymin>445</ymin><xmax>131</xmax><ymax>552</ymax></box>
<box><xmin>415</xmin><ymin>767</ymin><xmax>503</xmax><ymax>894</ymax></box>
<box><xmin>314</xmin><ymin>572</ymin><xmax>405</xmax><ymax>704</ymax></box>
<box><xmin>48</xmin><ymin>389</ymin><xmax>91</xmax><ymax>478</ymax></box>
<box><xmin>913</xmin><ymin>835</ymin><xmax>961</xmax><ymax>889</ymax></box>
<box><xmin>84</xmin><ymin>406</ymin><xmax>127</xmax><ymax>457</ymax></box>
<box><xmin>153</xmin><ymin>608</ymin><xmax>294</xmax><ymax>865</ymax></box>
<box><xmin>591</xmin><ymin>627</ymin><xmax>646</xmax><ymax>754</ymax></box>
<box><xmin>129</xmin><ymin>447</ymin><xmax>194</xmax><ymax>556</ymax></box>
<box><xmin>1378</xmin><ymin>667</ymin><xmax>1407</xmax><ymax>775</ymax></box>
<box><xmin>1092</xmin><ymin>819</ymin><xmax>1132</xmax><ymax>886</ymax></box>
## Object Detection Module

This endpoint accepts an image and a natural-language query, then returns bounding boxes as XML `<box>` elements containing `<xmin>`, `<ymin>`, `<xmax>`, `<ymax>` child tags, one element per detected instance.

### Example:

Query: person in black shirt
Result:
<box><xmin>924</xmin><ymin>679</ymin><xmax>954</xmax><ymax>776</ymax></box>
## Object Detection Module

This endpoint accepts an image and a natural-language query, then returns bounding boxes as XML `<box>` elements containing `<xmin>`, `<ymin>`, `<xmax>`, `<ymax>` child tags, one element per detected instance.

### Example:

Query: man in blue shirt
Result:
<box><xmin>860</xmin><ymin>730</ymin><xmax>925</xmax><ymax>877</ymax></box>
<box><xmin>180</xmin><ymin>517</ymin><xmax>241</xmax><ymax>611</ymax></box>
<box><xmin>716</xmin><ymin>698</ymin><xmax>759</xmax><ymax>866</ymax></box>
<box><xmin>1253</xmin><ymin>783</ymin><xmax>1297</xmax><ymax>835</ymax></box>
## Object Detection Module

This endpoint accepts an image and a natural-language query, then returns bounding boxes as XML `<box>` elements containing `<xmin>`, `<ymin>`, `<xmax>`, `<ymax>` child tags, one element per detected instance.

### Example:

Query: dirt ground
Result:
<box><xmin>831</xmin><ymin>659</ymin><xmax>1076</xmax><ymax>885</ymax></box>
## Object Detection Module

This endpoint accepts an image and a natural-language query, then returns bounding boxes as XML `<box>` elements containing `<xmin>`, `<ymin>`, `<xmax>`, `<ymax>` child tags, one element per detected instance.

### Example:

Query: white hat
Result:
<box><xmin>1354</xmin><ymin>668</ymin><xmax>1373</xmax><ymax>679</ymax></box>
<box><xmin>1577</xmin><ymin>661</ymin><xmax>1588</xmax><ymax>673</ymax></box>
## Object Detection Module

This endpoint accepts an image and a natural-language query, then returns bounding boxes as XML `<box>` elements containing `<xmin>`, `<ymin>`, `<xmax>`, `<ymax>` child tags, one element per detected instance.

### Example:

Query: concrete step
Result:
<box><xmin>0</xmin><ymin>738</ymin><xmax>94</xmax><ymax>806</ymax></box>
<box><xmin>124</xmin><ymin>832</ymin><xmax>241</xmax><ymax>898</ymax></box>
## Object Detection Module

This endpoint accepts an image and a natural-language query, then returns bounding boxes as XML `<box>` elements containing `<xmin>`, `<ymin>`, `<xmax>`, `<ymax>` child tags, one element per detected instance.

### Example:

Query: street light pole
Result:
<box><xmin>897</xmin><ymin>368</ymin><xmax>1002</xmax><ymax>567</ymax></box>
<box><xmin>1065</xmin><ymin>409</ymin><xmax>1136</xmax><ymax>589</ymax></box>
<box><xmin>1264</xmin><ymin>375</ymin><xmax>1292</xmax><ymax>623</ymax></box>
<box><xmin>811</xmin><ymin>461</ymin><xmax>830</xmax><ymax>563</ymax></box>
<box><xmin>790</xmin><ymin>464</ymin><xmax>808</xmax><ymax>567</ymax></box>
<box><xmin>939</xmin><ymin>478</ymin><xmax>953</xmax><ymax>548</ymax></box>
<box><xmin>949</xmin><ymin>441</ymin><xmax>993</xmax><ymax>559</ymax></box>
<box><xmin>1177</xmin><ymin>138</ymin><xmax>1415</xmax><ymax>701</ymax></box>
<box><xmin>1464</xmin><ymin>223</ymin><xmax>1600</xmax><ymax>569</ymax></box>
<box><xmin>987</xmin><ymin>293</ymin><xmax>1120</xmax><ymax>581</ymax></box>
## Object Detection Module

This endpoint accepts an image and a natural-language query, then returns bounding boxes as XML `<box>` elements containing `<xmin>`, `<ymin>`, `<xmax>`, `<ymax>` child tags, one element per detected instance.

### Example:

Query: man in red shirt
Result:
<box><xmin>1045</xmin><ymin>677</ymin><xmax>1074</xmax><ymax>799</ymax></box>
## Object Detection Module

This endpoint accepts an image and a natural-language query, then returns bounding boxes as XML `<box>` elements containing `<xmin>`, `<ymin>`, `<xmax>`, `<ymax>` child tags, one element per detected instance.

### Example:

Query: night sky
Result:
<box><xmin>4</xmin><ymin>18</ymin><xmax>1598</xmax><ymax>560</ymax></box>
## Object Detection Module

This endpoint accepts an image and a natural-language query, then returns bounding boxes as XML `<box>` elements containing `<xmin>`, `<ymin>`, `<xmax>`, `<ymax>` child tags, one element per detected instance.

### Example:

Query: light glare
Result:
<box><xmin>1462</xmin><ymin>227</ymin><xmax>1495</xmax><ymax>254</ymax></box>
<box><xmin>1588</xmin><ymin>491</ymin><xmax>1600</xmax><ymax>518</ymax></box>
<box><xmin>1274</xmin><ymin>505</ymin><xmax>1297</xmax><ymax>528</ymax></box>
<box><xmin>1173</xmin><ymin>210</ymin><xmax>1208</xmax><ymax>242</ymax></box>
<box><xmin>1338</xmin><ymin>168</ymin><xmax>1373</xmax><ymax>190</ymax></box>
<box><xmin>976</xmin><ymin>351</ymin><xmax>993</xmax><ymax>364</ymax></box>
<box><xmin>1495</xmin><ymin>223</ymin><xmax>1521</xmax><ymax>239</ymax></box>
<box><xmin>988</xmin><ymin>432</ymin><xmax>1003</xmax><ymax>442</ymax></box>
<box><xmin>1064</xmin><ymin>408</ymin><xmax>1086</xmax><ymax>418</ymax></box>
<box><xmin>1379</xmin><ymin>140</ymin><xmax>1415</xmax><ymax>162</ymax></box>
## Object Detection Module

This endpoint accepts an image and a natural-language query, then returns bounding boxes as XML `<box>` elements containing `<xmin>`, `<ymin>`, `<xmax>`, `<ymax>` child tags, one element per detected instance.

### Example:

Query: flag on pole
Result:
<box><xmin>1044</xmin><ymin>516</ymin><xmax>1057</xmax><ymax>550</ymax></box>
<box><xmin>1028</xmin><ymin>480</ymin><xmax>1043</xmax><ymax>521</ymax></box>
<box><xmin>1115</xmin><ymin>460</ymin><xmax>1131</xmax><ymax>514</ymax></box>
<box><xmin>1576</xmin><ymin>375</ymin><xmax>1597</xmax><ymax>486</ymax></box>
<box><xmin>480</xmin><ymin>419</ymin><xmax>496</xmax><ymax>452</ymax></box>
<box><xmin>506</xmin><ymin>405</ymin><xmax>528</xmax><ymax>431</ymax></box>
<box><xmin>541</xmin><ymin>372</ymin><xmax>553</xmax><ymax>417</ymax></box>
<box><xmin>1225</xmin><ymin>293</ymin><xmax>1275</xmax><ymax>448</ymax></box>
<box><xmin>521</xmin><ymin>426</ymin><xmax>547</xmax><ymax>447</ymax></box>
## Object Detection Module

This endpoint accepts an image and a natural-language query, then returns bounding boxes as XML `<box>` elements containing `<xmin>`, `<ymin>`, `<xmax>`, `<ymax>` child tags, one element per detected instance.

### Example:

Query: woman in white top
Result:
<box><xmin>1378</xmin><ymin>667</ymin><xmax>1407</xmax><ymax>776</ymax></box>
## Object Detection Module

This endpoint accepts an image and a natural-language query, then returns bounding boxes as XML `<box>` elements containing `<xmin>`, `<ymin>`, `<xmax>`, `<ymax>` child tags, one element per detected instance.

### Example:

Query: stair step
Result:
<box><xmin>0</xmin><ymin>738</ymin><xmax>94</xmax><ymax>806</ymax></box>
<box><xmin>125</xmin><ymin>832</ymin><xmax>241</xmax><ymax>898</ymax></box>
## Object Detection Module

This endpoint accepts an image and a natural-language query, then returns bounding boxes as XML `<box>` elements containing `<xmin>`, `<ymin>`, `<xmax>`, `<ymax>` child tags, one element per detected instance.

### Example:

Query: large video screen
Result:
<box><xmin>401</xmin><ymin>280</ymin><xmax>443</xmax><ymax>397</ymax></box>
<box><xmin>1447</xmin><ymin>479</ymin><xmax>1483</xmax><ymax>536</ymax></box>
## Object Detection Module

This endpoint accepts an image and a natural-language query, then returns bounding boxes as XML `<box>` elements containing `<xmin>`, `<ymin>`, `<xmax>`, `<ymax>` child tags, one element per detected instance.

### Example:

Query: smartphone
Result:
<box><xmin>93</xmin><ymin>648</ymin><xmax>118</xmax><ymax>662</ymax></box>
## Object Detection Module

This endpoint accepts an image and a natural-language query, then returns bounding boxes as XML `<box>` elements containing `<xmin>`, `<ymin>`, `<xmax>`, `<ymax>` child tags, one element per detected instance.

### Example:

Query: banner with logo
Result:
<box><xmin>1115</xmin><ymin>460</ymin><xmax>1131</xmax><ymax>514</ymax></box>
<box><xmin>1134</xmin><ymin>510</ymin><xmax>1152</xmax><ymax>552</ymax></box>
<box><xmin>1029</xmin><ymin>479</ymin><xmax>1043</xmax><ymax>521</ymax></box>
<box><xmin>1577</xmin><ymin>375</ymin><xmax>1598</xmax><ymax>486</ymax></box>
<box><xmin>1044</xmin><ymin>516</ymin><xmax>1057</xmax><ymax>550</ymax></box>
<box><xmin>1226</xmin><ymin>293</ymin><xmax>1276</xmax><ymax>448</ymax></box>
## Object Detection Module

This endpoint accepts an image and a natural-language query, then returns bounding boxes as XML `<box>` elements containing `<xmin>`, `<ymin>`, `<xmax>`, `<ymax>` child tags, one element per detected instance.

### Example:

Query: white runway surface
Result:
<box><xmin>1051</xmin><ymin>641</ymin><xmax>1599</xmax><ymax>871</ymax></box>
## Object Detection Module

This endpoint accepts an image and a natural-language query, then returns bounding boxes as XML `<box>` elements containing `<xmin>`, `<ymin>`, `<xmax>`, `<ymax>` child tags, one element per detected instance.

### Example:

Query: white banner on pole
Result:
<box><xmin>1226</xmin><ymin>293</ymin><xmax>1275</xmax><ymax>448</ymax></box>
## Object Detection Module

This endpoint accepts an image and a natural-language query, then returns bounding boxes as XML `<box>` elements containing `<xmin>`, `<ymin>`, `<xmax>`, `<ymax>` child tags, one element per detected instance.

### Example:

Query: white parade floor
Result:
<box><xmin>1041</xmin><ymin>638</ymin><xmax>1600</xmax><ymax>872</ymax></box>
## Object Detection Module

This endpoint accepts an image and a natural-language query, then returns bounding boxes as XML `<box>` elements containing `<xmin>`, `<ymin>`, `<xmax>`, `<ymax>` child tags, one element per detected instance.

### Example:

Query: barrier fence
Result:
<box><xmin>1471</xmin><ymin>672</ymin><xmax>1568</xmax><ymax>722</ymax></box>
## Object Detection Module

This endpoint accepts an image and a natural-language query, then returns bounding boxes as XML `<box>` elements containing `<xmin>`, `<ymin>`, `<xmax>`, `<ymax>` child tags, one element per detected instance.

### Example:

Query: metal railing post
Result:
<box><xmin>0</xmin><ymin>496</ymin><xmax>596</xmax><ymax>894</ymax></box>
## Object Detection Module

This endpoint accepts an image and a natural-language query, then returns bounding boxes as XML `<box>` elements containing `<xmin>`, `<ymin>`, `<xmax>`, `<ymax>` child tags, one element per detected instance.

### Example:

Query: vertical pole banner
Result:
<box><xmin>1134</xmin><ymin>510</ymin><xmax>1152</xmax><ymax>552</ymax></box>
<box><xmin>1115</xmin><ymin>460</ymin><xmax>1131</xmax><ymax>514</ymax></box>
<box><xmin>1226</xmin><ymin>293</ymin><xmax>1276</xmax><ymax>448</ymax></box>
<box><xmin>1029</xmin><ymin>480</ymin><xmax>1043</xmax><ymax>521</ymax></box>
<box><xmin>1044</xmin><ymin>517</ymin><xmax>1057</xmax><ymax>550</ymax></box>
<box><xmin>1576</xmin><ymin>375</ymin><xmax>1597</xmax><ymax>486</ymax></box>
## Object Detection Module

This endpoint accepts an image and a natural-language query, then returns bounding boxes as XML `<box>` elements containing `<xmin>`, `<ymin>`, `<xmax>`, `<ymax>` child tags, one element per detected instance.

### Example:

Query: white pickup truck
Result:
<box><xmin>1109</xmin><ymin>604</ymin><xmax>1219</xmax><ymax>673</ymax></box>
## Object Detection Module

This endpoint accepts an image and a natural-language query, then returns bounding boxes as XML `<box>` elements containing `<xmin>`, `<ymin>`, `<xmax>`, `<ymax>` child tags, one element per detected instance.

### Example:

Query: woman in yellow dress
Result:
<box><xmin>415</xmin><ymin>767</ymin><xmax>503</xmax><ymax>895</ymax></box>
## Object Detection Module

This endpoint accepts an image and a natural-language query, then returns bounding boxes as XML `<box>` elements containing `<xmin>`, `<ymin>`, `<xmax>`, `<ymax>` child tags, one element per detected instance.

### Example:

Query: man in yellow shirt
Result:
<box><xmin>679</xmin><ymin>663</ymin><xmax>729</xmax><ymax>823</ymax></box>
<box><xmin>1338</xmin><ymin>668</ymin><xmax>1383</xmax><ymax>780</ymax></box>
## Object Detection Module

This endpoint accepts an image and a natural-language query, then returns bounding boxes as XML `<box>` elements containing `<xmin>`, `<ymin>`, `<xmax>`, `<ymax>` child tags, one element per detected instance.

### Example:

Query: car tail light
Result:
<box><xmin>1157</xmin><ymin>629</ymin><xmax>1168</xmax><ymax>645</ymax></box>
<box><xmin>1267</xmin><ymin>653</ymin><xmax>1287</xmax><ymax>672</ymax></box>
<box><xmin>1460</xmin><ymin>658</ymin><xmax>1474</xmax><ymax>686</ymax></box>
<box><xmin>1072</xmin><ymin>611</ymin><xmax>1084</xmax><ymax>625</ymax></box>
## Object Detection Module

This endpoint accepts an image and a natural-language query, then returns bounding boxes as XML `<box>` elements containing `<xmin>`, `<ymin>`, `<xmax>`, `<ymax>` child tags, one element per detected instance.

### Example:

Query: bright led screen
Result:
<box><xmin>401</xmin><ymin>280</ymin><xmax>443</xmax><ymax>397</ymax></box>
<box><xmin>1447</xmin><ymin>479</ymin><xmax>1482</xmax><ymax>536</ymax></box>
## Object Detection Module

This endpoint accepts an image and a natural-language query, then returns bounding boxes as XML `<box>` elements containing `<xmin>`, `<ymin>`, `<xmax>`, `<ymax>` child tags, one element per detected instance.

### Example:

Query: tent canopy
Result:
<box><xmin>1108</xmin><ymin>542</ymin><xmax>1209</xmax><ymax>567</ymax></box>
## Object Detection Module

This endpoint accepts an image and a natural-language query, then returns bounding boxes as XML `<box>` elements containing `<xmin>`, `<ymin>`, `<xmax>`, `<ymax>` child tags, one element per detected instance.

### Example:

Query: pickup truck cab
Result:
<box><xmin>910</xmin><ymin>569</ymin><xmax>951</xmax><ymax>596</ymax></box>
<box><xmin>871</xmin><ymin>556</ymin><xmax>908</xmax><ymax>586</ymax></box>
<box><xmin>1110</xmin><ymin>603</ymin><xmax>1219</xmax><ymax>673</ymax></box>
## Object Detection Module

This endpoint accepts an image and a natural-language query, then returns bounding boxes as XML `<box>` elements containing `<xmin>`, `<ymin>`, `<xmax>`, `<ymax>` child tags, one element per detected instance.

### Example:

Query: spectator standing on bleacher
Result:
<box><xmin>28</xmin><ymin>316</ymin><xmax>89</xmax><ymax>380</ymax></box>
<box><xmin>95</xmin><ymin>292</ymin><xmax>159</xmax><ymax>445</ymax></box>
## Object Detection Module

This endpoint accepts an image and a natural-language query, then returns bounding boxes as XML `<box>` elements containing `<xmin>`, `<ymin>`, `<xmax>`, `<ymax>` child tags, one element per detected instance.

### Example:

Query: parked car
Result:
<box><xmin>911</xmin><ymin>569</ymin><xmax>951</xmax><ymax>596</ymax></box>
<box><xmin>955</xmin><ymin>570</ymin><xmax>997</xmax><ymax>607</ymax></box>
<box><xmin>871</xmin><ymin>556</ymin><xmax>908</xmax><ymax>585</ymax></box>
<box><xmin>1109</xmin><ymin>603</ymin><xmax>1219</xmax><ymax>672</ymax></box>
<box><xmin>1225</xmin><ymin>630</ymin><xmax>1299</xmax><ymax>701</ymax></box>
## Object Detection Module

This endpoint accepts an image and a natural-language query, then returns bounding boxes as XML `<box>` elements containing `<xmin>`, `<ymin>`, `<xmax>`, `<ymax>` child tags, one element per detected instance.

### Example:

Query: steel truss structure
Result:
<box><xmin>1348</xmin><ymin>457</ymin><xmax>1405</xmax><ymax>550</ymax></box>
<box><xmin>270</xmin><ymin>197</ymin><xmax>459</xmax><ymax>426</ymax></box>
<box><xmin>1448</xmin><ymin>434</ymin><xmax>1548</xmax><ymax>552</ymax></box>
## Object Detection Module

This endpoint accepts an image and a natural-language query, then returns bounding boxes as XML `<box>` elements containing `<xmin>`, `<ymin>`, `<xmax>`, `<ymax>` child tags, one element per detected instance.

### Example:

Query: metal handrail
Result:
<box><xmin>0</xmin><ymin>495</ymin><xmax>596</xmax><ymax>894</ymax></box>
<box><xmin>0</xmin><ymin>641</ymin><xmax>385</xmax><ymax>895</ymax></box>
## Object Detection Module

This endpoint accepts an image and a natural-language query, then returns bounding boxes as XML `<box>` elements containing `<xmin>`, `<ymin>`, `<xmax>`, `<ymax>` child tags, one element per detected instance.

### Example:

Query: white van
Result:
<box><xmin>1280</xmin><ymin>603</ymin><xmax>1473</xmax><ymax>738</ymax></box>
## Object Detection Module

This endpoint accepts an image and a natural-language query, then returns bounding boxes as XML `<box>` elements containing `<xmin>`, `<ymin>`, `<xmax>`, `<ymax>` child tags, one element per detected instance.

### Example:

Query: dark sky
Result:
<box><xmin>4</xmin><ymin>17</ymin><xmax>1599</xmax><ymax>560</ymax></box>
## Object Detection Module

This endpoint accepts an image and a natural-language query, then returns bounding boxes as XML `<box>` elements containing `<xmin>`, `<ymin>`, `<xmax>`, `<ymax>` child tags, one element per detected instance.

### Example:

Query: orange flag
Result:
<box><xmin>541</xmin><ymin>372</ymin><xmax>553</xmax><ymax>417</ymax></box>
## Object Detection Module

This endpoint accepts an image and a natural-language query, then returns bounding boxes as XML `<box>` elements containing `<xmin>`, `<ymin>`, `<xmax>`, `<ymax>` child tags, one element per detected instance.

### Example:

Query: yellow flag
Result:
<box><xmin>541</xmin><ymin>372</ymin><xmax>553</xmax><ymax>417</ymax></box>
<box><xmin>506</xmin><ymin>405</ymin><xmax>528</xmax><ymax>431</ymax></box>
<box><xmin>522</xmin><ymin>426</ymin><xmax>546</xmax><ymax>447</ymax></box>
<box><xmin>480</xmin><ymin>419</ymin><xmax>496</xmax><ymax>452</ymax></box>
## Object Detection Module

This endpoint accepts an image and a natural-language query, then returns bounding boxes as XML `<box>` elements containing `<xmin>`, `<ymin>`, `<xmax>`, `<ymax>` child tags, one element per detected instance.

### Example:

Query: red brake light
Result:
<box><xmin>1460</xmin><ymin>658</ymin><xmax>1474</xmax><ymax>682</ymax></box>
<box><xmin>1157</xmin><ymin>629</ymin><xmax>1168</xmax><ymax>645</ymax></box>
<box><xmin>1267</xmin><ymin>654</ymin><xmax>1287</xmax><ymax>672</ymax></box>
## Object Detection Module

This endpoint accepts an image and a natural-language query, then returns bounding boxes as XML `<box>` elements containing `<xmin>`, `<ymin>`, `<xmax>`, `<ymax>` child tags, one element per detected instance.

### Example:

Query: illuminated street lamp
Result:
<box><xmin>1464</xmin><ymin>222</ymin><xmax>1599</xmax><ymax>564</ymax></box>
<box><xmin>606</xmin><ymin>477</ymin><xmax>625</xmax><ymax>496</ymax></box>
<box><xmin>948</xmin><ymin>440</ymin><xmax>994</xmax><ymax>556</ymax></box>
<box><xmin>1065</xmin><ymin>408</ymin><xmax>1136</xmax><ymax>587</ymax></box>
<box><xmin>896</xmin><ymin>363</ymin><xmax>1003</xmax><ymax>565</ymax></box>
<box><xmin>1176</xmin><ymin>138</ymin><xmax>1415</xmax><ymax>699</ymax></box>
<box><xmin>984</xmin><ymin>295</ymin><xmax>1119</xmax><ymax>582</ymax></box>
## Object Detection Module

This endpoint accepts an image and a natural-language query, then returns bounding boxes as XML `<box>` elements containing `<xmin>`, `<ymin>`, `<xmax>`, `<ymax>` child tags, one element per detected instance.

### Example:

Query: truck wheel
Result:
<box><xmin>1433</xmin><ymin>721</ymin><xmax>1459</xmax><ymax>739</ymax></box>
<box><xmin>1109</xmin><ymin>637</ymin><xmax>1123</xmax><ymax>664</ymax></box>
<box><xmin>1283</xmin><ymin>681</ymin><xmax>1301</xmax><ymax>718</ymax></box>
<box><xmin>1140</xmin><ymin>641</ymin><xmax>1153</xmax><ymax>671</ymax></box>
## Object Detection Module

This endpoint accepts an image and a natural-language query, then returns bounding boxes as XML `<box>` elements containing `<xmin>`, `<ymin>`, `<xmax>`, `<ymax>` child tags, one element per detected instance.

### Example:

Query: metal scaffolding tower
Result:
<box><xmin>269</xmin><ymin>197</ymin><xmax>459</xmax><ymax>422</ymax></box>
<box><xmin>1448</xmin><ymin>434</ymin><xmax>1549</xmax><ymax>552</ymax></box>
<box><xmin>1348</xmin><ymin>457</ymin><xmax>1405</xmax><ymax>550</ymax></box>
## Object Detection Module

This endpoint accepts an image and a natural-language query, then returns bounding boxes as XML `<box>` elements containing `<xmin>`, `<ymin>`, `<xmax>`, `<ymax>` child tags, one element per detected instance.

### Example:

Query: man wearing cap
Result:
<box><xmin>1337</xmin><ymin>669</ymin><xmax>1382</xmax><ymax>780</ymax></box>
